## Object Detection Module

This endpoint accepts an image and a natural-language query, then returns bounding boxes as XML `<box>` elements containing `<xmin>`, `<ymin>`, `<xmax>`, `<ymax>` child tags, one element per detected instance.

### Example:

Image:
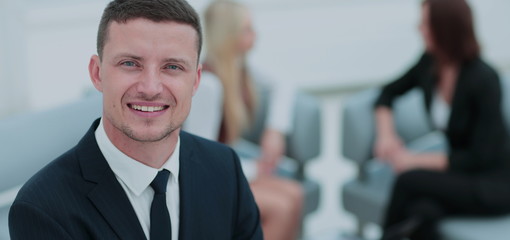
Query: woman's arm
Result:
<box><xmin>373</xmin><ymin>53</ymin><xmax>431</xmax><ymax>162</ymax></box>
<box><xmin>374</xmin><ymin>106</ymin><xmax>405</xmax><ymax>161</ymax></box>
<box><xmin>391</xmin><ymin>151</ymin><xmax>448</xmax><ymax>173</ymax></box>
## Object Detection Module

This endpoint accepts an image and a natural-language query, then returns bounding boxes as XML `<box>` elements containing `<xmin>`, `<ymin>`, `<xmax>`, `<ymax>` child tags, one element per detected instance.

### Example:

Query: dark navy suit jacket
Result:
<box><xmin>9</xmin><ymin>119</ymin><xmax>262</xmax><ymax>239</ymax></box>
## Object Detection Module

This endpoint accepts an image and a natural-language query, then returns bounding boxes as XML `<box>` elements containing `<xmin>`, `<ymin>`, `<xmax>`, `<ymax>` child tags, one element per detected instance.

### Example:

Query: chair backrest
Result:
<box><xmin>286</xmin><ymin>92</ymin><xmax>321</xmax><ymax>163</ymax></box>
<box><xmin>242</xmin><ymin>83</ymin><xmax>270</xmax><ymax>144</ymax></box>
<box><xmin>0</xmin><ymin>95</ymin><xmax>102</xmax><ymax>193</ymax></box>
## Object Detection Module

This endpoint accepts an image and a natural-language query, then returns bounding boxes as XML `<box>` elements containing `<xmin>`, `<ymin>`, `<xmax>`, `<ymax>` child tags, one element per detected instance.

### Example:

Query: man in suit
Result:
<box><xmin>8</xmin><ymin>0</ymin><xmax>262</xmax><ymax>239</ymax></box>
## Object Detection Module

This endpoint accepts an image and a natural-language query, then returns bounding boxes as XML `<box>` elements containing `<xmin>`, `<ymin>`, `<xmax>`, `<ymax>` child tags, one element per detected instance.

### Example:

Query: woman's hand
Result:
<box><xmin>257</xmin><ymin>129</ymin><xmax>286</xmax><ymax>176</ymax></box>
<box><xmin>374</xmin><ymin>133</ymin><xmax>405</xmax><ymax>162</ymax></box>
<box><xmin>388</xmin><ymin>149</ymin><xmax>415</xmax><ymax>173</ymax></box>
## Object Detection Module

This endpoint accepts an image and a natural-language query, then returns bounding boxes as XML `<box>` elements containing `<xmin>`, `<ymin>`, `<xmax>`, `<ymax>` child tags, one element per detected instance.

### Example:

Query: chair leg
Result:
<box><xmin>356</xmin><ymin>219</ymin><xmax>366</xmax><ymax>238</ymax></box>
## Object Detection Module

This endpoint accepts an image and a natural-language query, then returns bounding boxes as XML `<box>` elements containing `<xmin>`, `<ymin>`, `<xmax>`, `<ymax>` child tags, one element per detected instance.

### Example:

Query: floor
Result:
<box><xmin>300</xmin><ymin>94</ymin><xmax>380</xmax><ymax>240</ymax></box>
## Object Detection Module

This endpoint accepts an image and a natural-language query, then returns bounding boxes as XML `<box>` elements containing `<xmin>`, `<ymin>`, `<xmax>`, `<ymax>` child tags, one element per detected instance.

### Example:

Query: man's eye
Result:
<box><xmin>121</xmin><ymin>61</ymin><xmax>137</xmax><ymax>67</ymax></box>
<box><xmin>165</xmin><ymin>65</ymin><xmax>180</xmax><ymax>70</ymax></box>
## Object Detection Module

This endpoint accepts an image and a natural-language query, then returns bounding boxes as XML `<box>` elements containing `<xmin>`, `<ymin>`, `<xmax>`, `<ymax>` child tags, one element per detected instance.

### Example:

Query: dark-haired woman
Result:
<box><xmin>373</xmin><ymin>0</ymin><xmax>510</xmax><ymax>239</ymax></box>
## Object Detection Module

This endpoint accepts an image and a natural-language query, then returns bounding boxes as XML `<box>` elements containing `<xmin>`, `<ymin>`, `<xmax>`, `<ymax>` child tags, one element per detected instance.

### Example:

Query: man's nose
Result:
<box><xmin>137</xmin><ymin>69</ymin><xmax>163</xmax><ymax>97</ymax></box>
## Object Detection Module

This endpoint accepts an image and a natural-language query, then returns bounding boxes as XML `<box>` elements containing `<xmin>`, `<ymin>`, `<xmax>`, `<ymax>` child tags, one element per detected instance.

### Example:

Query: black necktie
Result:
<box><xmin>150</xmin><ymin>169</ymin><xmax>172</xmax><ymax>240</ymax></box>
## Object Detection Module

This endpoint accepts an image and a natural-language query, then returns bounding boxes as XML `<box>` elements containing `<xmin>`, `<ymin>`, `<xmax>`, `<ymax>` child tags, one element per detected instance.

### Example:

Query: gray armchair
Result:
<box><xmin>340</xmin><ymin>76</ymin><xmax>510</xmax><ymax>240</ymax></box>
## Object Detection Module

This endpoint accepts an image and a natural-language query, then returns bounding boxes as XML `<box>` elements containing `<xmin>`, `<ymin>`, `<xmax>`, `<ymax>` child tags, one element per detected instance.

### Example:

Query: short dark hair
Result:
<box><xmin>424</xmin><ymin>0</ymin><xmax>480</xmax><ymax>63</ymax></box>
<box><xmin>97</xmin><ymin>0</ymin><xmax>202</xmax><ymax>60</ymax></box>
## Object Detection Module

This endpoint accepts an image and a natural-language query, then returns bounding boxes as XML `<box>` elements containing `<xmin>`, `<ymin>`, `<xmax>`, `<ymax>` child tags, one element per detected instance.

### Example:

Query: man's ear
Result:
<box><xmin>192</xmin><ymin>63</ymin><xmax>202</xmax><ymax>96</ymax></box>
<box><xmin>89</xmin><ymin>55</ymin><xmax>103</xmax><ymax>92</ymax></box>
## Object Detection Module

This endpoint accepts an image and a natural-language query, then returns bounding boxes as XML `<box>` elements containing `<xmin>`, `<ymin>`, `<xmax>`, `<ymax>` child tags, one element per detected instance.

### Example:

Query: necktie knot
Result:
<box><xmin>151</xmin><ymin>169</ymin><xmax>170</xmax><ymax>194</ymax></box>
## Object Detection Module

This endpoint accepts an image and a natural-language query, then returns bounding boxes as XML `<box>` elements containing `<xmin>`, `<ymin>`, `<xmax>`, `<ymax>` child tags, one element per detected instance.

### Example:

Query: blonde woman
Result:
<box><xmin>184</xmin><ymin>1</ymin><xmax>303</xmax><ymax>239</ymax></box>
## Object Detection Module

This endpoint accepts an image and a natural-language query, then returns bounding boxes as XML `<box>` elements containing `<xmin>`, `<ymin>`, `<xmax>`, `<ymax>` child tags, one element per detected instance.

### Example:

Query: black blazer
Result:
<box><xmin>375</xmin><ymin>53</ymin><xmax>510</xmax><ymax>208</ymax></box>
<box><xmin>9</xmin><ymin>119</ymin><xmax>262</xmax><ymax>240</ymax></box>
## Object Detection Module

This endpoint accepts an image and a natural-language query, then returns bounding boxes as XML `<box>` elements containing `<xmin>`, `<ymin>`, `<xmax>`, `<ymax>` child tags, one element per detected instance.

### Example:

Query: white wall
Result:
<box><xmin>24</xmin><ymin>1</ymin><xmax>106</xmax><ymax>111</ymax></box>
<box><xmin>249</xmin><ymin>0</ymin><xmax>423</xmax><ymax>91</ymax></box>
<box><xmin>0</xmin><ymin>0</ymin><xmax>509</xmax><ymax>116</ymax></box>
<box><xmin>0</xmin><ymin>0</ymin><xmax>29</xmax><ymax>118</ymax></box>
<box><xmin>248</xmin><ymin>0</ymin><xmax>510</xmax><ymax>92</ymax></box>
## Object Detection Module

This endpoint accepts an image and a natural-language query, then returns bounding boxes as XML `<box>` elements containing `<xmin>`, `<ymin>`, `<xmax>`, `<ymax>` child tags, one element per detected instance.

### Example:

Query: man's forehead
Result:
<box><xmin>107</xmin><ymin>19</ymin><xmax>198</xmax><ymax>46</ymax></box>
<box><xmin>102</xmin><ymin>18</ymin><xmax>200</xmax><ymax>63</ymax></box>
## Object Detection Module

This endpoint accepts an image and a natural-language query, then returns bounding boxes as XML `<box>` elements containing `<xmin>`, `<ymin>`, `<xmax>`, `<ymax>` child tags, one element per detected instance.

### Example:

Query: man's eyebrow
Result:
<box><xmin>113</xmin><ymin>54</ymin><xmax>143</xmax><ymax>61</ymax></box>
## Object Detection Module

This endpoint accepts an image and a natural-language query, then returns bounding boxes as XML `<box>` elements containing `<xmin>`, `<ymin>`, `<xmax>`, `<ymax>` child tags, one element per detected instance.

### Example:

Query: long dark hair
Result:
<box><xmin>423</xmin><ymin>0</ymin><xmax>480</xmax><ymax>63</ymax></box>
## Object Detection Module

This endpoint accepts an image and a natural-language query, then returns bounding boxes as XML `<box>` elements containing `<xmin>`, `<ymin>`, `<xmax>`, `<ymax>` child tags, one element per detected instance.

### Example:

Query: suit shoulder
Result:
<box><xmin>14</xmin><ymin>147</ymin><xmax>83</xmax><ymax>205</ymax></box>
<box><xmin>179</xmin><ymin>131</ymin><xmax>241</xmax><ymax>175</ymax></box>
<box><xmin>466</xmin><ymin>58</ymin><xmax>499</xmax><ymax>81</ymax></box>
<box><xmin>463</xmin><ymin>58</ymin><xmax>501</xmax><ymax>91</ymax></box>
<box><xmin>180</xmin><ymin>131</ymin><xmax>234</xmax><ymax>154</ymax></box>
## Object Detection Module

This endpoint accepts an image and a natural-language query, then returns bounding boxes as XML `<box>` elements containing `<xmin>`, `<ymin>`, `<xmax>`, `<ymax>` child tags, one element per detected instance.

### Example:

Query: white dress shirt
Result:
<box><xmin>95</xmin><ymin>119</ymin><xmax>180</xmax><ymax>240</ymax></box>
<box><xmin>431</xmin><ymin>91</ymin><xmax>451</xmax><ymax>131</ymax></box>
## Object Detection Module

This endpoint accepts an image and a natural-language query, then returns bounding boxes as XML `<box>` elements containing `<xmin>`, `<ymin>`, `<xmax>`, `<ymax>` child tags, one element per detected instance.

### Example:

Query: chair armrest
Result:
<box><xmin>232</xmin><ymin>138</ymin><xmax>299</xmax><ymax>179</ymax></box>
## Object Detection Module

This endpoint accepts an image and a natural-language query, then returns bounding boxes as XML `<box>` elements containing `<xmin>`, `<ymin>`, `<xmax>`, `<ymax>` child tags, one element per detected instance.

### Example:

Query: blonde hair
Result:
<box><xmin>204</xmin><ymin>0</ymin><xmax>257</xmax><ymax>144</ymax></box>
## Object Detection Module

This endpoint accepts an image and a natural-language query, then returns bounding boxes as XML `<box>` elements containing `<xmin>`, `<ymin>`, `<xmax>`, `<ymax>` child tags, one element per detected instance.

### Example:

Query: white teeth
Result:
<box><xmin>131</xmin><ymin>104</ymin><xmax>165</xmax><ymax>112</ymax></box>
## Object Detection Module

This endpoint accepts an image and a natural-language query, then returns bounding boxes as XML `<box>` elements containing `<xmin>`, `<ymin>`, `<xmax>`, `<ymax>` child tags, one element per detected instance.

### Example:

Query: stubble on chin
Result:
<box><xmin>120</xmin><ymin>120</ymin><xmax>180</xmax><ymax>143</ymax></box>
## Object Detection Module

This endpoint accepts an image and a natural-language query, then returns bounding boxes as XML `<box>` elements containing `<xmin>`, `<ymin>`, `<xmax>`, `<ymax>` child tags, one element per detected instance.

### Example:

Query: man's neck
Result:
<box><xmin>122</xmin><ymin>135</ymin><xmax>178</xmax><ymax>169</ymax></box>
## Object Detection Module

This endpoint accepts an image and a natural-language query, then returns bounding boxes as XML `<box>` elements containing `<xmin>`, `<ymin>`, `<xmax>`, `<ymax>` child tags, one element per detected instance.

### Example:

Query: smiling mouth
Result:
<box><xmin>128</xmin><ymin>104</ymin><xmax>169</xmax><ymax>112</ymax></box>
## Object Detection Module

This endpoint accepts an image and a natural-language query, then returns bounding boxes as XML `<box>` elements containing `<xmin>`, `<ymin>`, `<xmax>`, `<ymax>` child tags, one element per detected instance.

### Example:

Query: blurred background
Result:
<box><xmin>0</xmin><ymin>0</ymin><xmax>509</xmax><ymax>239</ymax></box>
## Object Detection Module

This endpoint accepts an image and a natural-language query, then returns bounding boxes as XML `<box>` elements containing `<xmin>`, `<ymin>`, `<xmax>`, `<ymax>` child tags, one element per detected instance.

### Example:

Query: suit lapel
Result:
<box><xmin>78</xmin><ymin>119</ymin><xmax>147</xmax><ymax>240</ymax></box>
<box><xmin>87</xmin><ymin>177</ymin><xmax>147</xmax><ymax>240</ymax></box>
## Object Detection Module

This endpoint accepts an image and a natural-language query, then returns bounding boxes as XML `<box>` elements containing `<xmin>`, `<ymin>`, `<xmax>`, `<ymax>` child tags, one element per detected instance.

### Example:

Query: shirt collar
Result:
<box><xmin>95</xmin><ymin>118</ymin><xmax>180</xmax><ymax>196</ymax></box>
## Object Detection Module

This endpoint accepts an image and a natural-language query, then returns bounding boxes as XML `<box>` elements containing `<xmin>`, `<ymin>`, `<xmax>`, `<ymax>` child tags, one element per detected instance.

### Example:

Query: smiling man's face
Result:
<box><xmin>89</xmin><ymin>18</ymin><xmax>201</xmax><ymax>144</ymax></box>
